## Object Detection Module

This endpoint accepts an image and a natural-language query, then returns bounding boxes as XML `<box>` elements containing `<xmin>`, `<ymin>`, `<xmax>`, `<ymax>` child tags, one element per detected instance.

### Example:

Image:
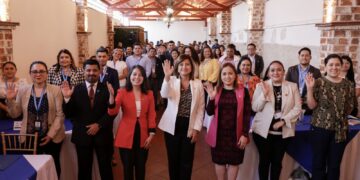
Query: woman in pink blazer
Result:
<box><xmin>204</xmin><ymin>63</ymin><xmax>251</xmax><ymax>180</ymax></box>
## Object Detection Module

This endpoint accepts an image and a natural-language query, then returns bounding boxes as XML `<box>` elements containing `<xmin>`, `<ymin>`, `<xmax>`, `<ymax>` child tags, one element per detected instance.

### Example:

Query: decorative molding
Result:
<box><xmin>0</xmin><ymin>21</ymin><xmax>20</xmax><ymax>30</ymax></box>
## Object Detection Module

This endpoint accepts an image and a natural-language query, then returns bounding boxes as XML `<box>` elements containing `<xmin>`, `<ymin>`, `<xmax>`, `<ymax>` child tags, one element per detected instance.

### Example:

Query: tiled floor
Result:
<box><xmin>112</xmin><ymin>109</ymin><xmax>217</xmax><ymax>180</ymax></box>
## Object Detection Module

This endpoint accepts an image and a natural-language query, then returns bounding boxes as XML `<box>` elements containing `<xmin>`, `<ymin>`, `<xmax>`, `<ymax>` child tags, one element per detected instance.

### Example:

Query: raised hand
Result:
<box><xmin>6</xmin><ymin>83</ymin><xmax>17</xmax><ymax>100</ymax></box>
<box><xmin>204</xmin><ymin>83</ymin><xmax>217</xmax><ymax>100</ymax></box>
<box><xmin>60</xmin><ymin>81</ymin><xmax>74</xmax><ymax>99</ymax></box>
<box><xmin>305</xmin><ymin>73</ymin><xmax>315</xmax><ymax>89</ymax></box>
<box><xmin>162</xmin><ymin>60</ymin><xmax>174</xmax><ymax>78</ymax></box>
<box><xmin>259</xmin><ymin>81</ymin><xmax>270</xmax><ymax>97</ymax></box>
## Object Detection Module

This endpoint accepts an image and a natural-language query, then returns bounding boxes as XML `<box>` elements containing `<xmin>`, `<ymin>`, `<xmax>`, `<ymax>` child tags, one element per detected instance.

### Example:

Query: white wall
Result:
<box><xmin>262</xmin><ymin>0</ymin><xmax>323</xmax><ymax>69</ymax></box>
<box><xmin>10</xmin><ymin>0</ymin><xmax>78</xmax><ymax>79</ymax></box>
<box><xmin>231</xmin><ymin>3</ymin><xmax>249</xmax><ymax>44</ymax></box>
<box><xmin>9</xmin><ymin>0</ymin><xmax>109</xmax><ymax>79</ymax></box>
<box><xmin>129</xmin><ymin>21</ymin><xmax>207</xmax><ymax>44</ymax></box>
<box><xmin>263</xmin><ymin>0</ymin><xmax>322</xmax><ymax>46</ymax></box>
<box><xmin>88</xmin><ymin>8</ymin><xmax>108</xmax><ymax>56</ymax></box>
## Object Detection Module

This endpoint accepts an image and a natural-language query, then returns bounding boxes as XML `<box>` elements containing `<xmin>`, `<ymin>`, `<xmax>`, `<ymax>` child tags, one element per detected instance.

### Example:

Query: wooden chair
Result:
<box><xmin>1</xmin><ymin>132</ymin><xmax>38</xmax><ymax>155</ymax></box>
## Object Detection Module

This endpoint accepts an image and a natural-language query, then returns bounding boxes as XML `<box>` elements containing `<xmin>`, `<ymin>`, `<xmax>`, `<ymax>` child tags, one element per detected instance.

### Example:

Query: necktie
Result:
<box><xmin>89</xmin><ymin>84</ymin><xmax>95</xmax><ymax>108</ymax></box>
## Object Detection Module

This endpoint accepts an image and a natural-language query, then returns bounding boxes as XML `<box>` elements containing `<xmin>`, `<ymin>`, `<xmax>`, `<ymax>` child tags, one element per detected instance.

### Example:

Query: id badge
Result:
<box><xmin>274</xmin><ymin>112</ymin><xmax>282</xmax><ymax>119</ymax></box>
<box><xmin>35</xmin><ymin>121</ymin><xmax>41</xmax><ymax>130</ymax></box>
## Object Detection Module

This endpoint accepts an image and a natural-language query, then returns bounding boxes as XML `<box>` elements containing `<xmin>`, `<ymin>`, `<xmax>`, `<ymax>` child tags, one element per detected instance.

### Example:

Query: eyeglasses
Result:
<box><xmin>30</xmin><ymin>70</ymin><xmax>47</xmax><ymax>74</ymax></box>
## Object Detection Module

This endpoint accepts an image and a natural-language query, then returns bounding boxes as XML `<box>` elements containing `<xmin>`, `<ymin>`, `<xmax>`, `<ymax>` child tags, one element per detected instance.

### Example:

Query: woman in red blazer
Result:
<box><xmin>108</xmin><ymin>65</ymin><xmax>156</xmax><ymax>180</ymax></box>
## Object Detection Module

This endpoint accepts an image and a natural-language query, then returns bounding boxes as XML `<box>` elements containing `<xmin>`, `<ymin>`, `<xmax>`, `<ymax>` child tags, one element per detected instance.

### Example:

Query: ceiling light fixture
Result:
<box><xmin>163</xmin><ymin>0</ymin><xmax>175</xmax><ymax>28</ymax></box>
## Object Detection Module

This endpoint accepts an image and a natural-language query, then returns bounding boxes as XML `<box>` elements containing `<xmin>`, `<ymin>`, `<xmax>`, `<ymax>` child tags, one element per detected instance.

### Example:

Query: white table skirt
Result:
<box><xmin>59</xmin><ymin>131</ymin><xmax>101</xmax><ymax>180</ymax></box>
<box><xmin>24</xmin><ymin>155</ymin><xmax>58</xmax><ymax>180</ymax></box>
<box><xmin>236</xmin><ymin>133</ymin><xmax>360</xmax><ymax>180</ymax></box>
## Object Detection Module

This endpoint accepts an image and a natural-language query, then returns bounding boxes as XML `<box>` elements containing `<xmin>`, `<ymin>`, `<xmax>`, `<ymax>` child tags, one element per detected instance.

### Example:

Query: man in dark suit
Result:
<box><xmin>96</xmin><ymin>46</ymin><xmax>120</xmax><ymax>93</ymax></box>
<box><xmin>285</xmin><ymin>47</ymin><xmax>322</xmax><ymax>114</ymax></box>
<box><xmin>242</xmin><ymin>43</ymin><xmax>264</xmax><ymax>78</ymax></box>
<box><xmin>61</xmin><ymin>59</ymin><xmax>115</xmax><ymax>180</ymax></box>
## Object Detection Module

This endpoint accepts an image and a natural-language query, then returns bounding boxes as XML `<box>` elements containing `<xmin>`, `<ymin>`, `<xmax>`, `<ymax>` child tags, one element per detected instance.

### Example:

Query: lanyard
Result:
<box><xmin>297</xmin><ymin>65</ymin><xmax>309</xmax><ymax>94</ymax></box>
<box><xmin>32</xmin><ymin>85</ymin><xmax>46</xmax><ymax>117</ymax></box>
<box><xmin>61</xmin><ymin>69</ymin><xmax>70</xmax><ymax>82</ymax></box>
<box><xmin>4</xmin><ymin>78</ymin><xmax>15</xmax><ymax>89</ymax></box>
<box><xmin>100</xmin><ymin>67</ymin><xmax>107</xmax><ymax>83</ymax></box>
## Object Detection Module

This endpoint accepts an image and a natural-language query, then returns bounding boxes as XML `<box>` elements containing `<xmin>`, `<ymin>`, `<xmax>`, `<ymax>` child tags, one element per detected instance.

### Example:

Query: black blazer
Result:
<box><xmin>63</xmin><ymin>82</ymin><xmax>115</xmax><ymax>146</ymax></box>
<box><xmin>103</xmin><ymin>66</ymin><xmax>120</xmax><ymax>92</ymax></box>
<box><xmin>285</xmin><ymin>64</ymin><xmax>322</xmax><ymax>97</ymax></box>
<box><xmin>242</xmin><ymin>54</ymin><xmax>264</xmax><ymax>78</ymax></box>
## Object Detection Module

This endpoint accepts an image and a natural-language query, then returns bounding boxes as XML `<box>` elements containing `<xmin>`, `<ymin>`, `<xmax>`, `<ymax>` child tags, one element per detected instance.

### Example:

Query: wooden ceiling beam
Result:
<box><xmin>126</xmin><ymin>15</ymin><xmax>211</xmax><ymax>18</ymax></box>
<box><xmin>110</xmin><ymin>0</ymin><xmax>130</xmax><ymax>8</ymax></box>
<box><xmin>154</xmin><ymin>0</ymin><xmax>165</xmax><ymax>8</ymax></box>
<box><xmin>129</xmin><ymin>18</ymin><xmax>205</xmax><ymax>21</ymax></box>
<box><xmin>182</xmin><ymin>2</ymin><xmax>213</xmax><ymax>16</ymax></box>
<box><xmin>205</xmin><ymin>0</ymin><xmax>228</xmax><ymax>9</ymax></box>
<box><xmin>115</xmin><ymin>7</ymin><xmax>226</xmax><ymax>11</ymax></box>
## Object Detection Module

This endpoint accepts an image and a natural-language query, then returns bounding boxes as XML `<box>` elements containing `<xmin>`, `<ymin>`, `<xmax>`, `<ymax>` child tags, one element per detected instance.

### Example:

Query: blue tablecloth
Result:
<box><xmin>0</xmin><ymin>155</ymin><xmax>37</xmax><ymax>180</ymax></box>
<box><xmin>0</xmin><ymin>119</ymin><xmax>73</xmax><ymax>133</ymax></box>
<box><xmin>287</xmin><ymin>115</ymin><xmax>360</xmax><ymax>173</ymax></box>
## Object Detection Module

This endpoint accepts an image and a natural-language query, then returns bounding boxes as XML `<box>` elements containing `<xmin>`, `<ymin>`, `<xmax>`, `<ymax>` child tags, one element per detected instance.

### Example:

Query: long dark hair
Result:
<box><xmin>237</xmin><ymin>56</ymin><xmax>254</xmax><ymax>76</ymax></box>
<box><xmin>341</xmin><ymin>55</ymin><xmax>355</xmax><ymax>84</ymax></box>
<box><xmin>323</xmin><ymin>54</ymin><xmax>343</xmax><ymax>77</ymax></box>
<box><xmin>125</xmin><ymin>65</ymin><xmax>149</xmax><ymax>94</ymax></box>
<box><xmin>184</xmin><ymin>46</ymin><xmax>200</xmax><ymax>65</ymax></box>
<box><xmin>217</xmin><ymin>63</ymin><xmax>239</xmax><ymax>91</ymax></box>
<box><xmin>173</xmin><ymin>54</ymin><xmax>195</xmax><ymax>80</ymax></box>
<box><xmin>200</xmin><ymin>46</ymin><xmax>213</xmax><ymax>62</ymax></box>
<box><xmin>263</xmin><ymin>60</ymin><xmax>285</xmax><ymax>81</ymax></box>
<box><xmin>55</xmin><ymin>49</ymin><xmax>76</xmax><ymax>72</ymax></box>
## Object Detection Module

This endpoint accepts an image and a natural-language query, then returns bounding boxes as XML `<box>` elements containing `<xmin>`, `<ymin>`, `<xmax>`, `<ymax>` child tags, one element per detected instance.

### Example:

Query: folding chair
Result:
<box><xmin>1</xmin><ymin>132</ymin><xmax>38</xmax><ymax>155</ymax></box>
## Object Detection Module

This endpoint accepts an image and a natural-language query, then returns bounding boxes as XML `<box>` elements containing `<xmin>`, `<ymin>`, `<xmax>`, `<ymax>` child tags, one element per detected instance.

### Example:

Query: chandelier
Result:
<box><xmin>163</xmin><ymin>0</ymin><xmax>175</xmax><ymax>28</ymax></box>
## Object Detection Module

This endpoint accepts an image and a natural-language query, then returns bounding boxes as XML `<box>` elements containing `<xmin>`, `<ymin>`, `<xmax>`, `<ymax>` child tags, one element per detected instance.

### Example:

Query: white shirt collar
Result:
<box><xmin>85</xmin><ymin>81</ymin><xmax>98</xmax><ymax>89</ymax></box>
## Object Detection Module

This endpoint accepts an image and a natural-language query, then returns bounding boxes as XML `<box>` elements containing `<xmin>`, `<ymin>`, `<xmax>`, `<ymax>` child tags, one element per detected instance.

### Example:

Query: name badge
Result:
<box><xmin>274</xmin><ymin>112</ymin><xmax>282</xmax><ymax>119</ymax></box>
<box><xmin>35</xmin><ymin>121</ymin><xmax>41</xmax><ymax>130</ymax></box>
<box><xmin>13</xmin><ymin>121</ymin><xmax>22</xmax><ymax>131</ymax></box>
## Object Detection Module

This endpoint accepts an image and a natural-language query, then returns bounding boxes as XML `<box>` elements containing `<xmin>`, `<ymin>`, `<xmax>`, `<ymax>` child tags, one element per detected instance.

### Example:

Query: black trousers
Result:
<box><xmin>119</xmin><ymin>121</ymin><xmax>148</xmax><ymax>180</ymax></box>
<box><xmin>164</xmin><ymin>116</ymin><xmax>195</xmax><ymax>180</ymax></box>
<box><xmin>37</xmin><ymin>140</ymin><xmax>63</xmax><ymax>178</ymax></box>
<box><xmin>75</xmin><ymin>143</ymin><xmax>113</xmax><ymax>180</ymax></box>
<box><xmin>253</xmin><ymin>133</ymin><xmax>291</xmax><ymax>180</ymax></box>
<box><xmin>311</xmin><ymin>126</ymin><xmax>346</xmax><ymax>180</ymax></box>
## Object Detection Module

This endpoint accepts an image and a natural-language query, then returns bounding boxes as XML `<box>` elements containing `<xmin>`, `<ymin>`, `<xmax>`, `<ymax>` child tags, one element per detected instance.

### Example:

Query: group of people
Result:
<box><xmin>0</xmin><ymin>39</ymin><xmax>359</xmax><ymax>180</ymax></box>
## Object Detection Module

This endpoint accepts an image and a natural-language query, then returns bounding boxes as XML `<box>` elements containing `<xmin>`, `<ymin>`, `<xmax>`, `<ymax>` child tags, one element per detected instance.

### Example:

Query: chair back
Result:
<box><xmin>1</xmin><ymin>132</ymin><xmax>38</xmax><ymax>155</ymax></box>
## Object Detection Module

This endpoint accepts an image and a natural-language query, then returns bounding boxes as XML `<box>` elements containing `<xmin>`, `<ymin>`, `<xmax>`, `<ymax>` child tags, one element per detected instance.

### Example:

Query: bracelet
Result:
<box><xmin>149</xmin><ymin>132</ymin><xmax>155</xmax><ymax>136</ymax></box>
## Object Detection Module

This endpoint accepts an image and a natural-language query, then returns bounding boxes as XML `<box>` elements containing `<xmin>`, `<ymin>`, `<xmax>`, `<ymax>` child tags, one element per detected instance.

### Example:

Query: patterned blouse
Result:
<box><xmin>27</xmin><ymin>94</ymin><xmax>49</xmax><ymax>137</ymax></box>
<box><xmin>311</xmin><ymin>77</ymin><xmax>355</xmax><ymax>142</ymax></box>
<box><xmin>238</xmin><ymin>74</ymin><xmax>260</xmax><ymax>101</ymax></box>
<box><xmin>177</xmin><ymin>87</ymin><xmax>192</xmax><ymax>118</ymax></box>
<box><xmin>47</xmin><ymin>66</ymin><xmax>85</xmax><ymax>87</ymax></box>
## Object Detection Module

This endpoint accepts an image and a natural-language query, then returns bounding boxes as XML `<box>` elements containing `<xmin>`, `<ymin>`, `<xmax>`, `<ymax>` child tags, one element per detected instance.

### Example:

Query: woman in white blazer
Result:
<box><xmin>251</xmin><ymin>60</ymin><xmax>302</xmax><ymax>180</ymax></box>
<box><xmin>158</xmin><ymin>54</ymin><xmax>205</xmax><ymax>180</ymax></box>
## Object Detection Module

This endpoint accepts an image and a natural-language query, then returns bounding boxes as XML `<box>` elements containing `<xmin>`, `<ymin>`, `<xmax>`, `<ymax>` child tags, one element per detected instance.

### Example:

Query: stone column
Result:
<box><xmin>0</xmin><ymin>0</ymin><xmax>19</xmax><ymax>69</ymax></box>
<box><xmin>246</xmin><ymin>0</ymin><xmax>265</xmax><ymax>54</ymax></box>
<box><xmin>107</xmin><ymin>10</ymin><xmax>115</xmax><ymax>52</ymax></box>
<box><xmin>0</xmin><ymin>22</ymin><xmax>19</xmax><ymax>65</ymax></box>
<box><xmin>76</xmin><ymin>0</ymin><xmax>91</xmax><ymax>66</ymax></box>
<box><xmin>208</xmin><ymin>17</ymin><xmax>217</xmax><ymax>41</ymax></box>
<box><xmin>316</xmin><ymin>0</ymin><xmax>360</xmax><ymax>71</ymax></box>
<box><xmin>219</xmin><ymin>10</ymin><xmax>231</xmax><ymax>45</ymax></box>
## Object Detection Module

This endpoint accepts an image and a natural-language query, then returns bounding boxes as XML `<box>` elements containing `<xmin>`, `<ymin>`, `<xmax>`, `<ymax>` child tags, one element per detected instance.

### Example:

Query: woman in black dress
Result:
<box><xmin>205</xmin><ymin>63</ymin><xmax>251</xmax><ymax>180</ymax></box>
